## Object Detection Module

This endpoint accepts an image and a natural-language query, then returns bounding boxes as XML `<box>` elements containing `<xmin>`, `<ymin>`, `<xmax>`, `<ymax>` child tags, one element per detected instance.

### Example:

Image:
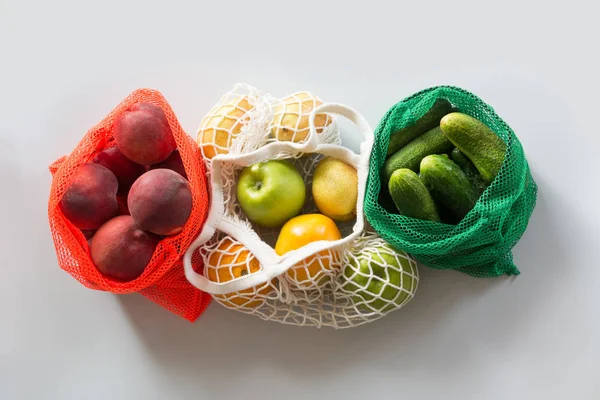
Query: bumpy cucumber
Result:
<box><xmin>388</xmin><ymin>168</ymin><xmax>440</xmax><ymax>222</ymax></box>
<box><xmin>386</xmin><ymin>98</ymin><xmax>455</xmax><ymax>156</ymax></box>
<box><xmin>419</xmin><ymin>154</ymin><xmax>479</xmax><ymax>220</ymax></box>
<box><xmin>383</xmin><ymin>127</ymin><xmax>453</xmax><ymax>182</ymax></box>
<box><xmin>440</xmin><ymin>113</ymin><xmax>507</xmax><ymax>184</ymax></box>
<box><xmin>451</xmin><ymin>148</ymin><xmax>488</xmax><ymax>193</ymax></box>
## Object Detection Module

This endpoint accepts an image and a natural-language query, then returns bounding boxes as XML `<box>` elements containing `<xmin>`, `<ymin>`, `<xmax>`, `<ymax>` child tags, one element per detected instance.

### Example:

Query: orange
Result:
<box><xmin>269</xmin><ymin>92</ymin><xmax>332</xmax><ymax>143</ymax></box>
<box><xmin>275</xmin><ymin>214</ymin><xmax>342</xmax><ymax>287</ymax></box>
<box><xmin>206</xmin><ymin>237</ymin><xmax>273</xmax><ymax>308</ymax></box>
<box><xmin>197</xmin><ymin>96</ymin><xmax>254</xmax><ymax>159</ymax></box>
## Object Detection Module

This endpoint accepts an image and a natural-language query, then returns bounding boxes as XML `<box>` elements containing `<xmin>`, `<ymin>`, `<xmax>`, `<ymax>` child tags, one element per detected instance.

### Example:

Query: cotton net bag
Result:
<box><xmin>364</xmin><ymin>86</ymin><xmax>537</xmax><ymax>278</ymax></box>
<box><xmin>48</xmin><ymin>89</ymin><xmax>212</xmax><ymax>322</ymax></box>
<box><xmin>184</xmin><ymin>84</ymin><xmax>419</xmax><ymax>328</ymax></box>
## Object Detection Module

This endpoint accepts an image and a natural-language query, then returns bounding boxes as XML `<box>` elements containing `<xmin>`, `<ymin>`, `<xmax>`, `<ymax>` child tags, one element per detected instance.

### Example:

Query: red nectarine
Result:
<box><xmin>59</xmin><ymin>163</ymin><xmax>118</xmax><ymax>230</ymax></box>
<box><xmin>128</xmin><ymin>169</ymin><xmax>192</xmax><ymax>236</ymax></box>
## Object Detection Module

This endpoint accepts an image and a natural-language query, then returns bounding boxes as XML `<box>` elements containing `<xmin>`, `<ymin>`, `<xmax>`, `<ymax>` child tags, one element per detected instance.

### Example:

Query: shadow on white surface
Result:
<box><xmin>112</xmin><ymin>160</ymin><xmax>572</xmax><ymax>397</ymax></box>
<box><xmin>116</xmin><ymin>265</ymin><xmax>503</xmax><ymax>384</ymax></box>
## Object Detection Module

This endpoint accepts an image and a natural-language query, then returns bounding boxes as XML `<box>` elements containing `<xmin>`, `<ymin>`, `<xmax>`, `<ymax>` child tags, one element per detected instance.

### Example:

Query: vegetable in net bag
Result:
<box><xmin>365</xmin><ymin>86</ymin><xmax>537</xmax><ymax>277</ymax></box>
<box><xmin>184</xmin><ymin>84</ymin><xmax>419</xmax><ymax>328</ymax></box>
<box><xmin>48</xmin><ymin>89</ymin><xmax>212</xmax><ymax>322</ymax></box>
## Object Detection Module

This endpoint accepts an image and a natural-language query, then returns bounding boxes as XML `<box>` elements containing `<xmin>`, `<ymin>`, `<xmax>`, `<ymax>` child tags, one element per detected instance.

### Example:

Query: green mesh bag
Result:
<box><xmin>365</xmin><ymin>86</ymin><xmax>537</xmax><ymax>277</ymax></box>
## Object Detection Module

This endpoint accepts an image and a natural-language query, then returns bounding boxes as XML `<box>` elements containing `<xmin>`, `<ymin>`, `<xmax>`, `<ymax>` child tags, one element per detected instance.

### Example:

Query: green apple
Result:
<box><xmin>237</xmin><ymin>159</ymin><xmax>306</xmax><ymax>228</ymax></box>
<box><xmin>342</xmin><ymin>245</ymin><xmax>417</xmax><ymax>312</ymax></box>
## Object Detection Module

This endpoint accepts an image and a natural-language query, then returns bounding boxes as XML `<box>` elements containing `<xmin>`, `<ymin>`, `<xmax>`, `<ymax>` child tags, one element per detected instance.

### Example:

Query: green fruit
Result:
<box><xmin>343</xmin><ymin>245</ymin><xmax>417</xmax><ymax>312</ymax></box>
<box><xmin>383</xmin><ymin>127</ymin><xmax>454</xmax><ymax>182</ymax></box>
<box><xmin>237</xmin><ymin>160</ymin><xmax>306</xmax><ymax>228</ymax></box>
<box><xmin>386</xmin><ymin>98</ymin><xmax>455</xmax><ymax>156</ymax></box>
<box><xmin>389</xmin><ymin>168</ymin><xmax>440</xmax><ymax>222</ymax></box>
<box><xmin>440</xmin><ymin>112</ymin><xmax>507</xmax><ymax>184</ymax></box>
<box><xmin>450</xmin><ymin>148</ymin><xmax>488</xmax><ymax>193</ymax></box>
<box><xmin>420</xmin><ymin>154</ymin><xmax>479</xmax><ymax>221</ymax></box>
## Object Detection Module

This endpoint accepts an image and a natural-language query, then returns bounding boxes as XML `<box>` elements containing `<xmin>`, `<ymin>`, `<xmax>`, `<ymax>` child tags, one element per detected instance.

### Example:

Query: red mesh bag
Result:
<box><xmin>48</xmin><ymin>89</ymin><xmax>212</xmax><ymax>322</ymax></box>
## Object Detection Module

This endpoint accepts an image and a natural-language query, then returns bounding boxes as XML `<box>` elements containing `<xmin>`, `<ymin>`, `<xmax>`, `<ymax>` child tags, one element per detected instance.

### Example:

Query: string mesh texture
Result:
<box><xmin>194</xmin><ymin>84</ymin><xmax>418</xmax><ymax>328</ymax></box>
<box><xmin>210</xmin><ymin>152</ymin><xmax>352</xmax><ymax>294</ymax></box>
<box><xmin>201</xmin><ymin>228</ymin><xmax>418</xmax><ymax>329</ymax></box>
<box><xmin>48</xmin><ymin>89</ymin><xmax>212</xmax><ymax>322</ymax></box>
<box><xmin>365</xmin><ymin>86</ymin><xmax>538</xmax><ymax>277</ymax></box>
<box><xmin>268</xmin><ymin>91</ymin><xmax>333</xmax><ymax>143</ymax></box>
<box><xmin>197</xmin><ymin>84</ymin><xmax>337</xmax><ymax>160</ymax></box>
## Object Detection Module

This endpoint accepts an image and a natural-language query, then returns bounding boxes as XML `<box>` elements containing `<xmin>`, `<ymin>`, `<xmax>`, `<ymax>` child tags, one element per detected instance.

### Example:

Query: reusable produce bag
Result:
<box><xmin>48</xmin><ymin>89</ymin><xmax>212</xmax><ymax>322</ymax></box>
<box><xmin>184</xmin><ymin>84</ymin><xmax>418</xmax><ymax>328</ymax></box>
<box><xmin>365</xmin><ymin>86</ymin><xmax>537</xmax><ymax>277</ymax></box>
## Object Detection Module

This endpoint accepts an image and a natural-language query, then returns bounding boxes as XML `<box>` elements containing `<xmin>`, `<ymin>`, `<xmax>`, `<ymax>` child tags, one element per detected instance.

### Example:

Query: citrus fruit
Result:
<box><xmin>312</xmin><ymin>157</ymin><xmax>358</xmax><ymax>222</ymax></box>
<box><xmin>197</xmin><ymin>96</ymin><xmax>253</xmax><ymax>159</ymax></box>
<box><xmin>275</xmin><ymin>214</ymin><xmax>342</xmax><ymax>287</ymax></box>
<box><xmin>206</xmin><ymin>237</ymin><xmax>273</xmax><ymax>308</ymax></box>
<box><xmin>269</xmin><ymin>92</ymin><xmax>332</xmax><ymax>142</ymax></box>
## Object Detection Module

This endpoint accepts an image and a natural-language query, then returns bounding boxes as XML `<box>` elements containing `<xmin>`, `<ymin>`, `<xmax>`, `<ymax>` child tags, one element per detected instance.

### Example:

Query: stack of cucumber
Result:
<box><xmin>383</xmin><ymin>99</ymin><xmax>507</xmax><ymax>224</ymax></box>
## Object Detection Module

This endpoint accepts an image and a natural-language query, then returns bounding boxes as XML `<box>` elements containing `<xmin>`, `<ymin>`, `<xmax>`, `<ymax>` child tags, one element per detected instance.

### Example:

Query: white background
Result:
<box><xmin>2</xmin><ymin>0</ymin><xmax>599</xmax><ymax>399</ymax></box>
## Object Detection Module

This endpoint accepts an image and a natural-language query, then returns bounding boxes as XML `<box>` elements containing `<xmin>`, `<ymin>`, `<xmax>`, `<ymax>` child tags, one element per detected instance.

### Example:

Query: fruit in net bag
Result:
<box><xmin>114</xmin><ymin>102</ymin><xmax>176</xmax><ymax>165</ymax></box>
<box><xmin>48</xmin><ymin>88</ymin><xmax>213</xmax><ymax>322</ymax></box>
<box><xmin>275</xmin><ymin>214</ymin><xmax>342</xmax><ymax>287</ymax></box>
<box><xmin>128</xmin><ymin>169</ymin><xmax>192</xmax><ymax>236</ymax></box>
<box><xmin>59</xmin><ymin>163</ymin><xmax>118</xmax><ymax>230</ymax></box>
<box><xmin>341</xmin><ymin>244</ymin><xmax>417</xmax><ymax>312</ymax></box>
<box><xmin>93</xmin><ymin>146</ymin><xmax>146</xmax><ymax>195</ymax></box>
<box><xmin>90</xmin><ymin>215</ymin><xmax>160</xmax><ymax>281</ymax></box>
<box><xmin>312</xmin><ymin>157</ymin><xmax>358</xmax><ymax>222</ymax></box>
<box><xmin>237</xmin><ymin>160</ymin><xmax>306</xmax><ymax>228</ymax></box>
<box><xmin>149</xmin><ymin>149</ymin><xmax>186</xmax><ymax>179</ymax></box>
<box><xmin>270</xmin><ymin>92</ymin><xmax>332</xmax><ymax>142</ymax></box>
<box><xmin>197</xmin><ymin>96</ymin><xmax>254</xmax><ymax>159</ymax></box>
<box><xmin>206</xmin><ymin>237</ymin><xmax>273</xmax><ymax>308</ymax></box>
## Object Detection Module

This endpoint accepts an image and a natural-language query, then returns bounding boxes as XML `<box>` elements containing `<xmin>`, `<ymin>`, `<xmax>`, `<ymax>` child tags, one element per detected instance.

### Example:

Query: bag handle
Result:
<box><xmin>183</xmin><ymin>103</ymin><xmax>373</xmax><ymax>295</ymax></box>
<box><xmin>304</xmin><ymin>103</ymin><xmax>373</xmax><ymax>150</ymax></box>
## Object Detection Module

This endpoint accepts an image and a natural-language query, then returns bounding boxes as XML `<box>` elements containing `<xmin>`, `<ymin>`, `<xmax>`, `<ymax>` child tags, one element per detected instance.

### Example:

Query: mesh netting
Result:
<box><xmin>48</xmin><ymin>88</ymin><xmax>212</xmax><ymax>322</ymax></box>
<box><xmin>365</xmin><ymin>86</ymin><xmax>537</xmax><ymax>277</ymax></box>
<box><xmin>188</xmin><ymin>85</ymin><xmax>419</xmax><ymax>328</ymax></box>
<box><xmin>268</xmin><ymin>91</ymin><xmax>333</xmax><ymax>143</ymax></box>
<box><xmin>196</xmin><ymin>85</ymin><xmax>259</xmax><ymax>159</ymax></box>
<box><xmin>207</xmin><ymin>152</ymin><xmax>353</xmax><ymax>294</ymax></box>
<box><xmin>196</xmin><ymin>84</ymin><xmax>337</xmax><ymax>160</ymax></box>
<box><xmin>201</xmin><ymin>228</ymin><xmax>418</xmax><ymax>329</ymax></box>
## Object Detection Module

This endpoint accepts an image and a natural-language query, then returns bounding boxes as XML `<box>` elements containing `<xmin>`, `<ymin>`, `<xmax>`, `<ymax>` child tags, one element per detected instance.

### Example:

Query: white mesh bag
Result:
<box><xmin>184</xmin><ymin>85</ymin><xmax>419</xmax><ymax>328</ymax></box>
<box><xmin>196</xmin><ymin>84</ymin><xmax>339</xmax><ymax>159</ymax></box>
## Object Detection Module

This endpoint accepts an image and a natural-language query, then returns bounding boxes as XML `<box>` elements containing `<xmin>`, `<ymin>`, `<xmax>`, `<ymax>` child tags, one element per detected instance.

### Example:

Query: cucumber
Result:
<box><xmin>440</xmin><ymin>113</ymin><xmax>507</xmax><ymax>184</ymax></box>
<box><xmin>420</xmin><ymin>155</ymin><xmax>479</xmax><ymax>220</ymax></box>
<box><xmin>450</xmin><ymin>147</ymin><xmax>472</xmax><ymax>169</ymax></box>
<box><xmin>378</xmin><ymin>185</ymin><xmax>399</xmax><ymax>215</ymax></box>
<box><xmin>383</xmin><ymin>127</ymin><xmax>454</xmax><ymax>182</ymax></box>
<box><xmin>386</xmin><ymin>98</ymin><xmax>455</xmax><ymax>156</ymax></box>
<box><xmin>450</xmin><ymin>148</ymin><xmax>488</xmax><ymax>193</ymax></box>
<box><xmin>435</xmin><ymin>199</ymin><xmax>461</xmax><ymax>226</ymax></box>
<box><xmin>388</xmin><ymin>169</ymin><xmax>440</xmax><ymax>222</ymax></box>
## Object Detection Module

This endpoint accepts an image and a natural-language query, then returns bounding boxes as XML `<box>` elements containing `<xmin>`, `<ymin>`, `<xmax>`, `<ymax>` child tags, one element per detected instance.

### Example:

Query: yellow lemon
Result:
<box><xmin>312</xmin><ymin>157</ymin><xmax>358</xmax><ymax>222</ymax></box>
